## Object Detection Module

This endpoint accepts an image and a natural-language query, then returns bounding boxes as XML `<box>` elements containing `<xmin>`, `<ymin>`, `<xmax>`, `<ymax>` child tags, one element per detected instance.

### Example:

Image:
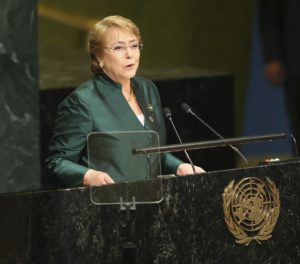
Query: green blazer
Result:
<box><xmin>46</xmin><ymin>73</ymin><xmax>183</xmax><ymax>187</ymax></box>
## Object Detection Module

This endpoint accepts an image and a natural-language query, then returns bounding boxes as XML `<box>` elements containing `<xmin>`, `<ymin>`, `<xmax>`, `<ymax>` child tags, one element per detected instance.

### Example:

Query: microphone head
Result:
<box><xmin>163</xmin><ymin>107</ymin><xmax>172</xmax><ymax>118</ymax></box>
<box><xmin>181</xmin><ymin>103</ymin><xmax>192</xmax><ymax>114</ymax></box>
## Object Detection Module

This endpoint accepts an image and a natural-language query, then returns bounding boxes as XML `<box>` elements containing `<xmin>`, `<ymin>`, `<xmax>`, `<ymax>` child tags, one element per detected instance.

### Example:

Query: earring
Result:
<box><xmin>99</xmin><ymin>61</ymin><xmax>104</xmax><ymax>68</ymax></box>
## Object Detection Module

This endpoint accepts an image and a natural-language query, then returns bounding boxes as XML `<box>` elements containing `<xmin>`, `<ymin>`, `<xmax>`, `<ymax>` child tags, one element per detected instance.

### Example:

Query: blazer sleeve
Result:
<box><xmin>161</xmin><ymin>152</ymin><xmax>183</xmax><ymax>175</ymax></box>
<box><xmin>46</xmin><ymin>93</ymin><xmax>93</xmax><ymax>187</ymax></box>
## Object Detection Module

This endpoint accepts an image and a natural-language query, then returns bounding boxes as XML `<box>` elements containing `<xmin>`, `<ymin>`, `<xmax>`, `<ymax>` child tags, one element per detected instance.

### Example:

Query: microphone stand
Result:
<box><xmin>120</xmin><ymin>197</ymin><xmax>136</xmax><ymax>264</ymax></box>
<box><xmin>181</xmin><ymin>103</ymin><xmax>248</xmax><ymax>165</ymax></box>
<box><xmin>133</xmin><ymin>133</ymin><xmax>296</xmax><ymax>156</ymax></box>
<box><xmin>190</xmin><ymin>109</ymin><xmax>248</xmax><ymax>164</ymax></box>
<box><xmin>164</xmin><ymin>108</ymin><xmax>197</xmax><ymax>175</ymax></box>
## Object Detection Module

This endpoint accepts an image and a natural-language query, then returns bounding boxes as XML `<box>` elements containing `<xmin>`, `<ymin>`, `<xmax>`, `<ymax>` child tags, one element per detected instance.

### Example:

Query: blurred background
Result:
<box><xmin>38</xmin><ymin>0</ymin><xmax>292</xmax><ymax>160</ymax></box>
<box><xmin>38</xmin><ymin>0</ymin><xmax>253</xmax><ymax>129</ymax></box>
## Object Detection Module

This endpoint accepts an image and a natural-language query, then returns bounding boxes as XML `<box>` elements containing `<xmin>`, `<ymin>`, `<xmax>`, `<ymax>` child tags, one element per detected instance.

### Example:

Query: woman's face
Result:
<box><xmin>99</xmin><ymin>28</ymin><xmax>141</xmax><ymax>85</ymax></box>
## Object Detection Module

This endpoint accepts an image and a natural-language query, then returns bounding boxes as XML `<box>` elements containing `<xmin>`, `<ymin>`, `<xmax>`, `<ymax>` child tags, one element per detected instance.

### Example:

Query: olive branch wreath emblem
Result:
<box><xmin>223</xmin><ymin>177</ymin><xmax>280</xmax><ymax>246</ymax></box>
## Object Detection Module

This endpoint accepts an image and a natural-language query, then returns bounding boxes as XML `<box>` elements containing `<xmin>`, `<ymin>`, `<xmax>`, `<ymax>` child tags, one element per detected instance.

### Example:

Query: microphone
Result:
<box><xmin>163</xmin><ymin>107</ymin><xmax>197</xmax><ymax>175</ymax></box>
<box><xmin>181</xmin><ymin>103</ymin><xmax>248</xmax><ymax>165</ymax></box>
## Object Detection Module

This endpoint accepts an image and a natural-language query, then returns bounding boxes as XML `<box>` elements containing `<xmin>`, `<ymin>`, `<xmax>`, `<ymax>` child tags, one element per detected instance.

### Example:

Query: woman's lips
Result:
<box><xmin>125</xmin><ymin>64</ymin><xmax>135</xmax><ymax>70</ymax></box>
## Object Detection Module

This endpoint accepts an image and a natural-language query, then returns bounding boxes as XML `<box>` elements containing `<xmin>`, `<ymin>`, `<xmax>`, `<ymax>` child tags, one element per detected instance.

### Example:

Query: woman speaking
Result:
<box><xmin>46</xmin><ymin>15</ymin><xmax>204</xmax><ymax>187</ymax></box>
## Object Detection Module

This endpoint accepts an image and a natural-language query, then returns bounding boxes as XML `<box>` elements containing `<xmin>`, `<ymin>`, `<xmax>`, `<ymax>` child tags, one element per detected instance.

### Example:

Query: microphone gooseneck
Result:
<box><xmin>163</xmin><ymin>107</ymin><xmax>197</xmax><ymax>175</ymax></box>
<box><xmin>180</xmin><ymin>103</ymin><xmax>248</xmax><ymax>165</ymax></box>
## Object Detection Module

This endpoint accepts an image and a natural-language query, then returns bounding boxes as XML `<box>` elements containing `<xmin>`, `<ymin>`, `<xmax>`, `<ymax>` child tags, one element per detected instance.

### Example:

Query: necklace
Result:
<box><xmin>126</xmin><ymin>87</ymin><xmax>135</xmax><ymax>102</ymax></box>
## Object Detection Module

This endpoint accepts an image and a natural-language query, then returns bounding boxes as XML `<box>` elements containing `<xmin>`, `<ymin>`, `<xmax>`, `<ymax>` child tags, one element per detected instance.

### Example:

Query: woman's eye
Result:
<box><xmin>113</xmin><ymin>46</ymin><xmax>124</xmax><ymax>51</ymax></box>
<box><xmin>131</xmin><ymin>44</ymin><xmax>139</xmax><ymax>49</ymax></box>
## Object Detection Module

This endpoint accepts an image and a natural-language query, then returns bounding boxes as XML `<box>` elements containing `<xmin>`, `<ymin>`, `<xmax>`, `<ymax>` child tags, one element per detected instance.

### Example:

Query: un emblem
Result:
<box><xmin>223</xmin><ymin>177</ymin><xmax>280</xmax><ymax>246</ymax></box>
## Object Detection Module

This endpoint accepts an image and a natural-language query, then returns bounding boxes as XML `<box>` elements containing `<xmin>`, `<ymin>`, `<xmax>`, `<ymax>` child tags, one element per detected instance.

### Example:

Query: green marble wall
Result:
<box><xmin>0</xmin><ymin>0</ymin><xmax>40</xmax><ymax>193</ymax></box>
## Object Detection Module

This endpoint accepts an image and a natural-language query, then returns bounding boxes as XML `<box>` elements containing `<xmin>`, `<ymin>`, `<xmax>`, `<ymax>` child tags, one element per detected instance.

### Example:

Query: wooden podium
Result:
<box><xmin>1</xmin><ymin>159</ymin><xmax>300</xmax><ymax>263</ymax></box>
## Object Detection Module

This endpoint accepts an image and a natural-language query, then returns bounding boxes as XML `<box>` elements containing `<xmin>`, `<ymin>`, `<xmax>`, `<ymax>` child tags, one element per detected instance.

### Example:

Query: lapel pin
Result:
<box><xmin>146</xmin><ymin>104</ymin><xmax>154</xmax><ymax>112</ymax></box>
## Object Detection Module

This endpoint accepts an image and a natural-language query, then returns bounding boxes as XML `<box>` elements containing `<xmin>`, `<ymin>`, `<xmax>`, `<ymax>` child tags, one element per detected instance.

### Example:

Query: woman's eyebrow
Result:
<box><xmin>112</xmin><ymin>39</ymin><xmax>138</xmax><ymax>44</ymax></box>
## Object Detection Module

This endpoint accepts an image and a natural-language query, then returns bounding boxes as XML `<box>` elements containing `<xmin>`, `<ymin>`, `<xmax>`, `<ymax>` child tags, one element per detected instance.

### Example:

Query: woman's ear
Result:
<box><xmin>96</xmin><ymin>56</ymin><xmax>104</xmax><ymax>68</ymax></box>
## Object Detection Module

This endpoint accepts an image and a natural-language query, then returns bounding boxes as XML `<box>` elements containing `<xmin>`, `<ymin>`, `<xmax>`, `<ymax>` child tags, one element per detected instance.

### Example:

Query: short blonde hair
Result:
<box><xmin>88</xmin><ymin>15</ymin><xmax>142</xmax><ymax>74</ymax></box>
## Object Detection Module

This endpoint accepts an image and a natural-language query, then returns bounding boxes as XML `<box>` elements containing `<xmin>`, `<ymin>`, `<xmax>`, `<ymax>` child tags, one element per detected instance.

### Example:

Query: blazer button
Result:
<box><xmin>149</xmin><ymin>116</ymin><xmax>154</xmax><ymax>123</ymax></box>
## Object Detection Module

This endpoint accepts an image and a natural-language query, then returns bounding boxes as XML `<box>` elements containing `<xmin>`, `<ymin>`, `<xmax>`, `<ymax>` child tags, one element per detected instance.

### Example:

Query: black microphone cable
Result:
<box><xmin>181</xmin><ymin>102</ymin><xmax>248</xmax><ymax>165</ymax></box>
<box><xmin>163</xmin><ymin>107</ymin><xmax>197</xmax><ymax>175</ymax></box>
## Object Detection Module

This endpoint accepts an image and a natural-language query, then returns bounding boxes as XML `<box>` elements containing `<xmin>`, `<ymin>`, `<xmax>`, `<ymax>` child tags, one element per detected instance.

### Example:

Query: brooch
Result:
<box><xmin>146</xmin><ymin>104</ymin><xmax>154</xmax><ymax>112</ymax></box>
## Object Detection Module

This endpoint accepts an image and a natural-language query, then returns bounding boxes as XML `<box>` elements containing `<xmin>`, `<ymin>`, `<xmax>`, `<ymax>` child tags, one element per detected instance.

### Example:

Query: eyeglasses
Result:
<box><xmin>104</xmin><ymin>42</ymin><xmax>143</xmax><ymax>53</ymax></box>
